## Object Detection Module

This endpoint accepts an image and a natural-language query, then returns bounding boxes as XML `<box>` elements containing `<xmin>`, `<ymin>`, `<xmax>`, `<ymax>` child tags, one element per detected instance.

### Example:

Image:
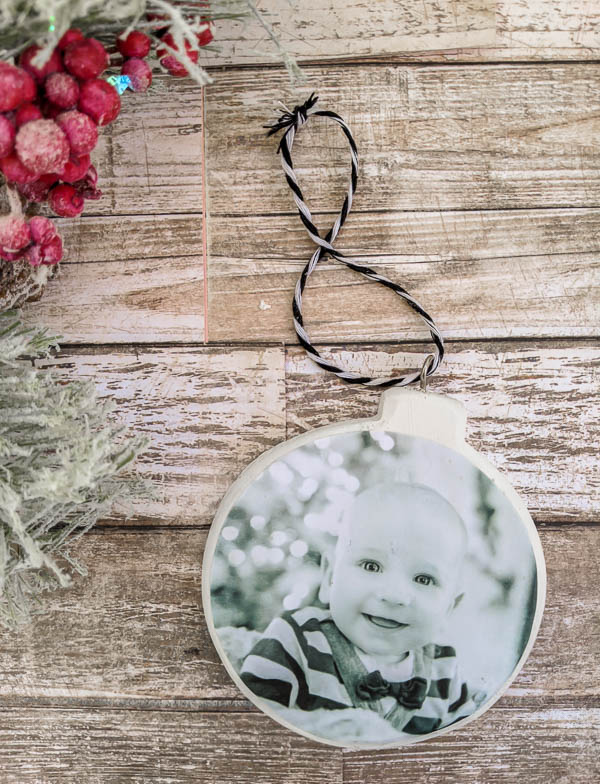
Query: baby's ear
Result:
<box><xmin>317</xmin><ymin>552</ymin><xmax>334</xmax><ymax>604</ymax></box>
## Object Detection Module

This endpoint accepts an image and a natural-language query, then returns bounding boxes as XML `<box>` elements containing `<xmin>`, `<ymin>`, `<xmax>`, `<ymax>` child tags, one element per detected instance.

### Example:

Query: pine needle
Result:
<box><xmin>0</xmin><ymin>310</ymin><xmax>149</xmax><ymax>630</ymax></box>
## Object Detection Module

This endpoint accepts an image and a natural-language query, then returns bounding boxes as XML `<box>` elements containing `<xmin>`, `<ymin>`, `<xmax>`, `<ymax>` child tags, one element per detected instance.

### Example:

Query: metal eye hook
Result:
<box><xmin>420</xmin><ymin>354</ymin><xmax>435</xmax><ymax>392</ymax></box>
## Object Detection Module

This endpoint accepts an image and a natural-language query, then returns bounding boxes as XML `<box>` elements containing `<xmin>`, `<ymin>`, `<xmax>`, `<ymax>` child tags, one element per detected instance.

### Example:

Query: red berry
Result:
<box><xmin>26</xmin><ymin>232</ymin><xmax>63</xmax><ymax>266</ymax></box>
<box><xmin>0</xmin><ymin>247</ymin><xmax>26</xmax><ymax>262</ymax></box>
<box><xmin>0</xmin><ymin>115</ymin><xmax>15</xmax><ymax>156</ymax></box>
<box><xmin>19</xmin><ymin>69</ymin><xmax>37</xmax><ymax>103</ymax></box>
<box><xmin>25</xmin><ymin>243</ymin><xmax>43</xmax><ymax>266</ymax></box>
<box><xmin>41</xmin><ymin>234</ymin><xmax>63</xmax><ymax>264</ymax></box>
<box><xmin>30</xmin><ymin>233</ymin><xmax>63</xmax><ymax>265</ymax></box>
<box><xmin>157</xmin><ymin>32</ymin><xmax>199</xmax><ymax>77</ymax></box>
<box><xmin>49</xmin><ymin>183</ymin><xmax>85</xmax><ymax>217</ymax></box>
<box><xmin>58</xmin><ymin>29</ymin><xmax>84</xmax><ymax>50</ymax></box>
<box><xmin>15</xmin><ymin>102</ymin><xmax>43</xmax><ymax>127</ymax></box>
<box><xmin>0</xmin><ymin>62</ymin><xmax>36</xmax><ymax>111</ymax></box>
<box><xmin>45</xmin><ymin>72</ymin><xmax>80</xmax><ymax>109</ymax></box>
<box><xmin>59</xmin><ymin>152</ymin><xmax>91</xmax><ymax>183</ymax></box>
<box><xmin>17</xmin><ymin>172</ymin><xmax>58</xmax><ymax>202</ymax></box>
<box><xmin>55</xmin><ymin>110</ymin><xmax>98</xmax><ymax>154</ymax></box>
<box><xmin>121</xmin><ymin>58</ymin><xmax>152</xmax><ymax>92</ymax></box>
<box><xmin>28</xmin><ymin>216</ymin><xmax>57</xmax><ymax>245</ymax></box>
<box><xmin>0</xmin><ymin>153</ymin><xmax>38</xmax><ymax>184</ymax></box>
<box><xmin>0</xmin><ymin>215</ymin><xmax>31</xmax><ymax>252</ymax></box>
<box><xmin>74</xmin><ymin>163</ymin><xmax>102</xmax><ymax>200</ymax></box>
<box><xmin>45</xmin><ymin>234</ymin><xmax>62</xmax><ymax>262</ymax></box>
<box><xmin>197</xmin><ymin>23</ymin><xmax>214</xmax><ymax>47</ymax></box>
<box><xmin>87</xmin><ymin>38</ymin><xmax>108</xmax><ymax>58</ymax></box>
<box><xmin>64</xmin><ymin>38</ymin><xmax>108</xmax><ymax>80</ymax></box>
<box><xmin>117</xmin><ymin>30</ymin><xmax>151</xmax><ymax>58</ymax></box>
<box><xmin>15</xmin><ymin>119</ymin><xmax>69</xmax><ymax>175</ymax></box>
<box><xmin>19</xmin><ymin>45</ymin><xmax>63</xmax><ymax>83</ymax></box>
<box><xmin>78</xmin><ymin>79</ymin><xmax>120</xmax><ymax>126</ymax></box>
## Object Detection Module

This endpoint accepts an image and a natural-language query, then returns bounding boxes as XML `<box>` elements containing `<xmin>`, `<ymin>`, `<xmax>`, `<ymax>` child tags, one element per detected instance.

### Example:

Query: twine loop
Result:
<box><xmin>265</xmin><ymin>94</ymin><xmax>444</xmax><ymax>388</ymax></box>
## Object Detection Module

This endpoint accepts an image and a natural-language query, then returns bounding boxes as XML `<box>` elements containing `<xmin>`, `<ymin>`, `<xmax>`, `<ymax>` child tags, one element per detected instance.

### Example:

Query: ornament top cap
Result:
<box><xmin>374</xmin><ymin>388</ymin><xmax>467</xmax><ymax>449</ymax></box>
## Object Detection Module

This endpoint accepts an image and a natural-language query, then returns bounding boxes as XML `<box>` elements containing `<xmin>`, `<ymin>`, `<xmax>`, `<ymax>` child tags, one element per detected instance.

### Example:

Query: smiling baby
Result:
<box><xmin>240</xmin><ymin>482</ymin><xmax>481</xmax><ymax>736</ymax></box>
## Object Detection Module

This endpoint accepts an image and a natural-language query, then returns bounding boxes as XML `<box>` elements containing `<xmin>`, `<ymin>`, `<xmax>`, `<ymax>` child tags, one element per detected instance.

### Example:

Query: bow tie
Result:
<box><xmin>355</xmin><ymin>670</ymin><xmax>428</xmax><ymax>709</ymax></box>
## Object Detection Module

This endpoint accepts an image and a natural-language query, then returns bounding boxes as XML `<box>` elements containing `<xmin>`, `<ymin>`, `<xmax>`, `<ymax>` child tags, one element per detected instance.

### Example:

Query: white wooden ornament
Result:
<box><xmin>203</xmin><ymin>388</ymin><xmax>546</xmax><ymax>749</ymax></box>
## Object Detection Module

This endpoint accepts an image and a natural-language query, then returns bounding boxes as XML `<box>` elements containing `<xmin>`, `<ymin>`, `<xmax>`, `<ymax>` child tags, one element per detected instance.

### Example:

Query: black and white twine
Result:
<box><xmin>265</xmin><ymin>93</ymin><xmax>444</xmax><ymax>388</ymax></box>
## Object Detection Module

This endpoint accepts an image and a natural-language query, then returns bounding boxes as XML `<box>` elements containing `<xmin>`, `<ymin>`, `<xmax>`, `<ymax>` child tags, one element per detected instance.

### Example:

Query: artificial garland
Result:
<box><xmin>0</xmin><ymin>1</ymin><xmax>299</xmax><ymax>627</ymax></box>
<box><xmin>0</xmin><ymin>310</ymin><xmax>148</xmax><ymax>629</ymax></box>
<box><xmin>0</xmin><ymin>0</ymin><xmax>300</xmax><ymax>307</ymax></box>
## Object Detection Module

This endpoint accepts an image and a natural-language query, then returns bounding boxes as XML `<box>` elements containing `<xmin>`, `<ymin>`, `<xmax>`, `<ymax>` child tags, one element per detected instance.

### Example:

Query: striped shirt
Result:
<box><xmin>240</xmin><ymin>606</ymin><xmax>477</xmax><ymax>734</ymax></box>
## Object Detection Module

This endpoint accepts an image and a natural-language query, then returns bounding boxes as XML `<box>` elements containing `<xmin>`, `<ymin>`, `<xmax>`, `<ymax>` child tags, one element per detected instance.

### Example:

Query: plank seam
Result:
<box><xmin>201</xmin><ymin>84</ymin><xmax>209</xmax><ymax>344</ymax></box>
<box><xmin>51</xmin><ymin>335</ymin><xmax>600</xmax><ymax>351</ymax></box>
<box><xmin>202</xmin><ymin>58</ymin><xmax>600</xmax><ymax>72</ymax></box>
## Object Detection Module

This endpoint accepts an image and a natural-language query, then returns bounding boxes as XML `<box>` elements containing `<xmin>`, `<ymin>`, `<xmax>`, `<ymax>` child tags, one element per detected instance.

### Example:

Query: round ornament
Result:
<box><xmin>203</xmin><ymin>388</ymin><xmax>546</xmax><ymax>749</ymax></box>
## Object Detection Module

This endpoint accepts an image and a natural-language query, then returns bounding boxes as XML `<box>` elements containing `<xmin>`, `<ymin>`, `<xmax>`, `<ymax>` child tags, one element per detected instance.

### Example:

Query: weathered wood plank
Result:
<box><xmin>42</xmin><ymin>79</ymin><xmax>205</xmax><ymax>217</ymax></box>
<box><xmin>44</xmin><ymin>346</ymin><xmax>285</xmax><ymax>525</ymax></box>
<box><xmin>206</xmin><ymin>0</ymin><xmax>496</xmax><ymax>61</ymax></box>
<box><xmin>207</xmin><ymin>210</ymin><xmax>600</xmax><ymax>342</ymax></box>
<box><xmin>203</xmin><ymin>0</ymin><xmax>600</xmax><ymax>64</ymax></box>
<box><xmin>284</xmin><ymin>343</ymin><xmax>600</xmax><ymax>522</ymax></box>
<box><xmin>26</xmin><ymin>207</ymin><xmax>600</xmax><ymax>344</ymax></box>
<box><xmin>0</xmin><ymin>526</ymin><xmax>597</xmax><ymax>703</ymax></box>
<box><xmin>204</xmin><ymin>64</ymin><xmax>600</xmax><ymax>214</ymax></box>
<box><xmin>34</xmin><ymin>343</ymin><xmax>598</xmax><ymax>525</ymax></box>
<box><xmin>343</xmin><ymin>706</ymin><xmax>600</xmax><ymax>782</ymax></box>
<box><xmin>0</xmin><ymin>707</ymin><xmax>597</xmax><ymax>784</ymax></box>
<box><xmin>23</xmin><ymin>255</ymin><xmax>205</xmax><ymax>344</ymax></box>
<box><xmin>0</xmin><ymin>707</ymin><xmax>344</xmax><ymax>784</ymax></box>
<box><xmin>47</xmin><ymin>214</ymin><xmax>205</xmax><ymax>264</ymax></box>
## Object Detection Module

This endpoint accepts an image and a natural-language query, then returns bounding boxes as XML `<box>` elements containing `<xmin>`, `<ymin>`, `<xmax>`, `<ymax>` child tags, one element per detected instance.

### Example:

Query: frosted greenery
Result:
<box><xmin>0</xmin><ymin>311</ymin><xmax>148</xmax><ymax>630</ymax></box>
<box><xmin>0</xmin><ymin>0</ymin><xmax>303</xmax><ymax>85</ymax></box>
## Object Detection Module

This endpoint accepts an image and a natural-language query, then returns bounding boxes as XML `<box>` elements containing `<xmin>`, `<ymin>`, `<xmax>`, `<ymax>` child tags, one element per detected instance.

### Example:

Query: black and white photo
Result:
<box><xmin>207</xmin><ymin>430</ymin><xmax>541</xmax><ymax>747</ymax></box>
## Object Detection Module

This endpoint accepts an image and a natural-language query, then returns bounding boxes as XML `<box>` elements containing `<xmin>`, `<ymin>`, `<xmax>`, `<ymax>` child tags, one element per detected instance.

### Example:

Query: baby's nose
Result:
<box><xmin>377</xmin><ymin>577</ymin><xmax>414</xmax><ymax>605</ymax></box>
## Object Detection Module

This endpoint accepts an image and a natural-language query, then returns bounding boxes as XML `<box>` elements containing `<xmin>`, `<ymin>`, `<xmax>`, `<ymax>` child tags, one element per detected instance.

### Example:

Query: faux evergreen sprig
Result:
<box><xmin>0</xmin><ymin>310</ymin><xmax>149</xmax><ymax>629</ymax></box>
<box><xmin>0</xmin><ymin>0</ymin><xmax>303</xmax><ymax>86</ymax></box>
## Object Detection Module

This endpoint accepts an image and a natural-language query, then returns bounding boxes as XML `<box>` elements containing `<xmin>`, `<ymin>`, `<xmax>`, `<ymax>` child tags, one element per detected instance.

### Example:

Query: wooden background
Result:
<box><xmin>2</xmin><ymin>0</ymin><xmax>600</xmax><ymax>780</ymax></box>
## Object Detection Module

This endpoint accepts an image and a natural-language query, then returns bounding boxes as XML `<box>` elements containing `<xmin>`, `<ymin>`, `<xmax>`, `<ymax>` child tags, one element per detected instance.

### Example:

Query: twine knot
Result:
<box><xmin>264</xmin><ymin>92</ymin><xmax>319</xmax><ymax>137</ymax></box>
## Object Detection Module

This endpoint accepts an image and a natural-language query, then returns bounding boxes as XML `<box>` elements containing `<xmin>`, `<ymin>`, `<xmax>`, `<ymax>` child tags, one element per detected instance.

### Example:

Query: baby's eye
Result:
<box><xmin>414</xmin><ymin>574</ymin><xmax>437</xmax><ymax>586</ymax></box>
<box><xmin>359</xmin><ymin>560</ymin><xmax>382</xmax><ymax>573</ymax></box>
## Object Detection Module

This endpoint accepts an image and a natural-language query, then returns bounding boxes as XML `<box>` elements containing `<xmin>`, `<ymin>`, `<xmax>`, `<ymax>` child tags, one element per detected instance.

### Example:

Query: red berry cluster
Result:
<box><xmin>0</xmin><ymin>215</ymin><xmax>62</xmax><ymax>265</ymax></box>
<box><xmin>1</xmin><ymin>18</ymin><xmax>212</xmax><ymax>272</ymax></box>
<box><xmin>0</xmin><ymin>28</ymin><xmax>117</xmax><ymax>248</ymax></box>
<box><xmin>148</xmin><ymin>12</ymin><xmax>214</xmax><ymax>76</ymax></box>
<box><xmin>117</xmin><ymin>30</ymin><xmax>153</xmax><ymax>92</ymax></box>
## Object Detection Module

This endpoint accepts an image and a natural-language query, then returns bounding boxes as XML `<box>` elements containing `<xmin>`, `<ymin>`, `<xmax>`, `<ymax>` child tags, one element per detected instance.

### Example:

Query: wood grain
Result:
<box><xmin>207</xmin><ymin>210</ymin><xmax>600</xmax><ymax>342</ymax></box>
<box><xmin>206</xmin><ymin>0</ymin><xmax>496</xmax><ymax>61</ymax></box>
<box><xmin>0</xmin><ymin>707</ymin><xmax>344</xmax><ymax>784</ymax></box>
<box><xmin>284</xmin><ymin>342</ymin><xmax>600</xmax><ymax>523</ymax></box>
<box><xmin>23</xmin><ymin>207</ymin><xmax>600</xmax><ymax>344</ymax></box>
<box><xmin>0</xmin><ymin>707</ymin><xmax>597</xmax><ymax>784</ymax></box>
<box><xmin>203</xmin><ymin>0</ymin><xmax>600</xmax><ymax>64</ymax></box>
<box><xmin>23</xmin><ymin>255</ymin><xmax>205</xmax><ymax>344</ymax></box>
<box><xmin>43</xmin><ymin>346</ymin><xmax>285</xmax><ymax>526</ymax></box>
<box><xmin>343</xmin><ymin>706</ymin><xmax>600</xmax><ymax>783</ymax></box>
<box><xmin>33</xmin><ymin>342</ymin><xmax>598</xmax><ymax>526</ymax></box>
<box><xmin>4</xmin><ymin>3</ymin><xmax>600</xmax><ymax>776</ymax></box>
<box><xmin>204</xmin><ymin>64</ymin><xmax>600</xmax><ymax>214</ymax></box>
<box><xmin>47</xmin><ymin>215</ymin><xmax>205</xmax><ymax>263</ymax></box>
<box><xmin>0</xmin><ymin>526</ymin><xmax>597</xmax><ymax>702</ymax></box>
<box><xmin>60</xmin><ymin>80</ymin><xmax>204</xmax><ymax>217</ymax></box>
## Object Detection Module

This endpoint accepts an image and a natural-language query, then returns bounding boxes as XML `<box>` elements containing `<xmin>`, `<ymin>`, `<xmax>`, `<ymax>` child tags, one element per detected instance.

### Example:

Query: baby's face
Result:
<box><xmin>325</xmin><ymin>485</ymin><xmax>466</xmax><ymax>661</ymax></box>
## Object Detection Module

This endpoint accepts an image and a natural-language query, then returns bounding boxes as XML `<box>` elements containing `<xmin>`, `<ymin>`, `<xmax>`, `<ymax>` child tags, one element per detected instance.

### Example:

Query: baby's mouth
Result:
<box><xmin>363</xmin><ymin>613</ymin><xmax>409</xmax><ymax>629</ymax></box>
